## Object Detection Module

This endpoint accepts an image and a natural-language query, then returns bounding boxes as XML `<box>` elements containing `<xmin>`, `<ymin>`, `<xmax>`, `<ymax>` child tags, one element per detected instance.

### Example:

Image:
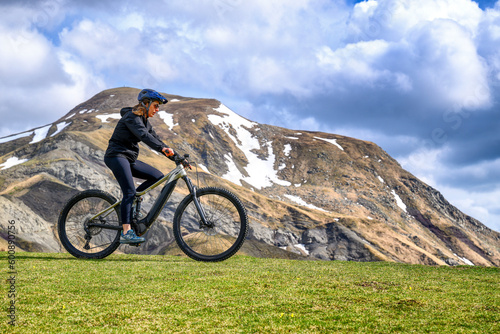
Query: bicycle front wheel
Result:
<box><xmin>58</xmin><ymin>190</ymin><xmax>121</xmax><ymax>259</ymax></box>
<box><xmin>173</xmin><ymin>187</ymin><xmax>248</xmax><ymax>262</ymax></box>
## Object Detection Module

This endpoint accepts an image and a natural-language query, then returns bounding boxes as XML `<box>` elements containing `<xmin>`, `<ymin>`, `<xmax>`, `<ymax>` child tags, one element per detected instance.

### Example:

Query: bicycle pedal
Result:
<box><xmin>130</xmin><ymin>243</ymin><xmax>142</xmax><ymax>247</ymax></box>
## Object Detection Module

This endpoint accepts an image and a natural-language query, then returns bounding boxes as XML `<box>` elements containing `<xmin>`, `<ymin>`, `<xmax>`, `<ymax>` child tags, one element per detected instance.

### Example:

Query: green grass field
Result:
<box><xmin>1</xmin><ymin>252</ymin><xmax>499</xmax><ymax>333</ymax></box>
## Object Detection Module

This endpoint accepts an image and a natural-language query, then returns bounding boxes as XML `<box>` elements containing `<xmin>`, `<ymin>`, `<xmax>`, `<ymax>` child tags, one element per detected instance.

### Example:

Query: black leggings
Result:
<box><xmin>104</xmin><ymin>156</ymin><xmax>163</xmax><ymax>225</ymax></box>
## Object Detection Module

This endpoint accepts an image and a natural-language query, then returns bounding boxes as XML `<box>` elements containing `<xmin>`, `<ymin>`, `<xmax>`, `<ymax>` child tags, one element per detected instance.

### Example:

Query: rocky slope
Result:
<box><xmin>1</xmin><ymin>87</ymin><xmax>499</xmax><ymax>266</ymax></box>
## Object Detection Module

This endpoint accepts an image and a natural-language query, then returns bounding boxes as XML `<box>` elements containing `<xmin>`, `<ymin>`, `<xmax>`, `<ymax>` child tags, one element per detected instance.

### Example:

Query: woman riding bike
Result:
<box><xmin>104</xmin><ymin>88</ymin><xmax>176</xmax><ymax>245</ymax></box>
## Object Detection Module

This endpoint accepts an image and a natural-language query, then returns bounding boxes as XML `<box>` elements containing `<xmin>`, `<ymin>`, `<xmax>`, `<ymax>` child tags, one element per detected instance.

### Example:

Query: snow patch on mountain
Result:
<box><xmin>392</xmin><ymin>189</ymin><xmax>407</xmax><ymax>212</ymax></box>
<box><xmin>51</xmin><ymin>122</ymin><xmax>71</xmax><ymax>137</ymax></box>
<box><xmin>96</xmin><ymin>113</ymin><xmax>121</xmax><ymax>123</ymax></box>
<box><xmin>208</xmin><ymin>104</ymin><xmax>291</xmax><ymax>189</ymax></box>
<box><xmin>0</xmin><ymin>157</ymin><xmax>29</xmax><ymax>170</ymax></box>
<box><xmin>284</xmin><ymin>194</ymin><xmax>329</xmax><ymax>212</ymax></box>
<box><xmin>0</xmin><ymin>122</ymin><xmax>68</xmax><ymax>144</ymax></box>
<box><xmin>0</xmin><ymin>131</ymin><xmax>31</xmax><ymax>144</ymax></box>
<box><xmin>158</xmin><ymin>111</ymin><xmax>178</xmax><ymax>130</ymax></box>
<box><xmin>455</xmin><ymin>254</ymin><xmax>474</xmax><ymax>266</ymax></box>
<box><xmin>294</xmin><ymin>244</ymin><xmax>310</xmax><ymax>255</ymax></box>
<box><xmin>198</xmin><ymin>164</ymin><xmax>210</xmax><ymax>174</ymax></box>
<box><xmin>222</xmin><ymin>153</ymin><xmax>245</xmax><ymax>186</ymax></box>
<box><xmin>30</xmin><ymin>125</ymin><xmax>52</xmax><ymax>144</ymax></box>
<box><xmin>284</xmin><ymin>144</ymin><xmax>292</xmax><ymax>157</ymax></box>
<box><xmin>314</xmin><ymin>136</ymin><xmax>344</xmax><ymax>151</ymax></box>
<box><xmin>209</xmin><ymin>104</ymin><xmax>257</xmax><ymax>131</ymax></box>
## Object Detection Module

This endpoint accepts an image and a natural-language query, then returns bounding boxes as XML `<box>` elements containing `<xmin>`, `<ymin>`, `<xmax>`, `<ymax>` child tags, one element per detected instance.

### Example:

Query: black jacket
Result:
<box><xmin>104</xmin><ymin>107</ymin><xmax>167</xmax><ymax>162</ymax></box>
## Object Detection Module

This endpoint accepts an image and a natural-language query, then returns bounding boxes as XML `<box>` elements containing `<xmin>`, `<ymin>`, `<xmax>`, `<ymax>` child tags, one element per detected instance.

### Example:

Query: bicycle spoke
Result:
<box><xmin>59</xmin><ymin>191</ymin><xmax>121</xmax><ymax>258</ymax></box>
<box><xmin>174</xmin><ymin>187</ymin><xmax>248</xmax><ymax>261</ymax></box>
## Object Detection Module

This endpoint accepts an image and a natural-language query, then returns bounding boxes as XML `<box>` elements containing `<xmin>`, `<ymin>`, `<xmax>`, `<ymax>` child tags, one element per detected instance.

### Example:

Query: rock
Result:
<box><xmin>301</xmin><ymin>228</ymin><xmax>328</xmax><ymax>244</ymax></box>
<box><xmin>0</xmin><ymin>196</ymin><xmax>60</xmax><ymax>252</ymax></box>
<box><xmin>274</xmin><ymin>229</ymin><xmax>299</xmax><ymax>247</ymax></box>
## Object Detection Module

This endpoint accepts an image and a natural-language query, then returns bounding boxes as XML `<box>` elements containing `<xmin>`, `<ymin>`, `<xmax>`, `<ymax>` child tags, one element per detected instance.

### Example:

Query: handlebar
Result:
<box><xmin>175</xmin><ymin>153</ymin><xmax>192</xmax><ymax>170</ymax></box>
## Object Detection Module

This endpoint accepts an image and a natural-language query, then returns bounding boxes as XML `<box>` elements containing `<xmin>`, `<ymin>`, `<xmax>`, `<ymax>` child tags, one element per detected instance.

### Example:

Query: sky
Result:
<box><xmin>0</xmin><ymin>0</ymin><xmax>499</xmax><ymax>232</ymax></box>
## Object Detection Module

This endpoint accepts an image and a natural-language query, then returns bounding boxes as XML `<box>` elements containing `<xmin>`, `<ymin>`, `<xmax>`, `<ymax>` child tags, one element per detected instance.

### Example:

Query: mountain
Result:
<box><xmin>0</xmin><ymin>87</ymin><xmax>499</xmax><ymax>266</ymax></box>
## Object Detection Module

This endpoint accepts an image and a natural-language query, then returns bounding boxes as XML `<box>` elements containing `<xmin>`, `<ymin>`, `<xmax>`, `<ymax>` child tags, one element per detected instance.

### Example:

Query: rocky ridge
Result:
<box><xmin>0</xmin><ymin>87</ymin><xmax>499</xmax><ymax>266</ymax></box>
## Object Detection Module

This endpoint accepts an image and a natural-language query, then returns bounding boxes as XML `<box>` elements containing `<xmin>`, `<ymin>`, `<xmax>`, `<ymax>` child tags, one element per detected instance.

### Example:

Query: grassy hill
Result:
<box><xmin>1</xmin><ymin>252</ymin><xmax>498</xmax><ymax>333</ymax></box>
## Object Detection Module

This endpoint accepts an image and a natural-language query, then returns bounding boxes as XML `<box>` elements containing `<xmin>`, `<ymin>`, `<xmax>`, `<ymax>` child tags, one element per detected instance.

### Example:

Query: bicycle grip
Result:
<box><xmin>162</xmin><ymin>147</ymin><xmax>175</xmax><ymax>157</ymax></box>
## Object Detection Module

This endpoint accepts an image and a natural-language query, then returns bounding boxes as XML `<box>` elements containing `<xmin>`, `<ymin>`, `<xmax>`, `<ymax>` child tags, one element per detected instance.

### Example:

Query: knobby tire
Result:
<box><xmin>58</xmin><ymin>190</ymin><xmax>121</xmax><ymax>259</ymax></box>
<box><xmin>173</xmin><ymin>187</ymin><xmax>248</xmax><ymax>262</ymax></box>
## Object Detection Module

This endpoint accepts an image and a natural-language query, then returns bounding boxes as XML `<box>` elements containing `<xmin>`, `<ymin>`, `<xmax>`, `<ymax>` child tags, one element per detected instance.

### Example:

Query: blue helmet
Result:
<box><xmin>138</xmin><ymin>89</ymin><xmax>168</xmax><ymax>104</ymax></box>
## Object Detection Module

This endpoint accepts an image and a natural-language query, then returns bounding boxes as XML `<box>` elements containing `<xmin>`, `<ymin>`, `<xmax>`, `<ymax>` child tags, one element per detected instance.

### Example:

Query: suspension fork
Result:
<box><xmin>183</xmin><ymin>176</ymin><xmax>210</xmax><ymax>227</ymax></box>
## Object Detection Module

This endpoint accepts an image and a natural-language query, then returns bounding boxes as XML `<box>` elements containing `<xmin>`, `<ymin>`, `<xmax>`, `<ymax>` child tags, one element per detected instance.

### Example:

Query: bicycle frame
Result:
<box><xmin>87</xmin><ymin>163</ymin><xmax>207</xmax><ymax>232</ymax></box>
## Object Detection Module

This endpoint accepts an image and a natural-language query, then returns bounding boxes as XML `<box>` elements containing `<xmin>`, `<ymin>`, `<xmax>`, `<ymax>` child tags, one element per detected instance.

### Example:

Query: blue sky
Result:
<box><xmin>0</xmin><ymin>0</ymin><xmax>499</xmax><ymax>232</ymax></box>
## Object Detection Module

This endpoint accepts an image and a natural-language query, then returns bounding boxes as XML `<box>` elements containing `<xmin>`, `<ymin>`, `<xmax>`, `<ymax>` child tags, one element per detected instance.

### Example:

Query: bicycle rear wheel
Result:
<box><xmin>173</xmin><ymin>187</ymin><xmax>248</xmax><ymax>262</ymax></box>
<box><xmin>58</xmin><ymin>190</ymin><xmax>121</xmax><ymax>259</ymax></box>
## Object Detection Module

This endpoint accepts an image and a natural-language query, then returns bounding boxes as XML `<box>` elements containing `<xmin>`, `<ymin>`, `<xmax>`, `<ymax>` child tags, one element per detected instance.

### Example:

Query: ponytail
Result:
<box><xmin>132</xmin><ymin>99</ymin><xmax>149</xmax><ymax>117</ymax></box>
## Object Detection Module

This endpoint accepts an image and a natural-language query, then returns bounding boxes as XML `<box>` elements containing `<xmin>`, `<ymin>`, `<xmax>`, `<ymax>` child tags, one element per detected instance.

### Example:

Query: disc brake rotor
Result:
<box><xmin>200</xmin><ymin>220</ymin><xmax>217</xmax><ymax>236</ymax></box>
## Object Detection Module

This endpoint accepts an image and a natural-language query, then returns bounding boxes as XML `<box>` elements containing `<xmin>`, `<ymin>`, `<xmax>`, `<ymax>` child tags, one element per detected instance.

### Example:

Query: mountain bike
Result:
<box><xmin>57</xmin><ymin>154</ymin><xmax>248</xmax><ymax>262</ymax></box>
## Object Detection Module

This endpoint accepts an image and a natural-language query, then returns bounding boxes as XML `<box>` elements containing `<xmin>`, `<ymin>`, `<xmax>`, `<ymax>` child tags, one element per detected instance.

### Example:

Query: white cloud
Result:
<box><xmin>406</xmin><ymin>19</ymin><xmax>491</xmax><ymax>110</ymax></box>
<box><xmin>204</xmin><ymin>26</ymin><xmax>235</xmax><ymax>46</ymax></box>
<box><xmin>316</xmin><ymin>40</ymin><xmax>408</xmax><ymax>90</ymax></box>
<box><xmin>144</xmin><ymin>53</ymin><xmax>180</xmax><ymax>82</ymax></box>
<box><xmin>112</xmin><ymin>13</ymin><xmax>145</xmax><ymax>31</ymax></box>
<box><xmin>59</xmin><ymin>19</ymin><xmax>142</xmax><ymax>70</ymax></box>
<box><xmin>0</xmin><ymin>17</ymin><xmax>105</xmax><ymax>137</ymax></box>
<box><xmin>347</xmin><ymin>0</ymin><xmax>483</xmax><ymax>41</ymax></box>
<box><xmin>2</xmin><ymin>0</ymin><xmax>497</xmax><ymax>133</ymax></box>
<box><xmin>316</xmin><ymin>7</ymin><xmax>491</xmax><ymax>113</ymax></box>
<box><xmin>0</xmin><ymin>25</ymin><xmax>68</xmax><ymax>86</ymax></box>
<box><xmin>248</xmin><ymin>57</ymin><xmax>304</xmax><ymax>95</ymax></box>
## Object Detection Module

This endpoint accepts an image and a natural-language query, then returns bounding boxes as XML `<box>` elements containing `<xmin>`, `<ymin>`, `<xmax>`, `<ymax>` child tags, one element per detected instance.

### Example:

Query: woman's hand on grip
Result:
<box><xmin>162</xmin><ymin>147</ymin><xmax>175</xmax><ymax>158</ymax></box>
